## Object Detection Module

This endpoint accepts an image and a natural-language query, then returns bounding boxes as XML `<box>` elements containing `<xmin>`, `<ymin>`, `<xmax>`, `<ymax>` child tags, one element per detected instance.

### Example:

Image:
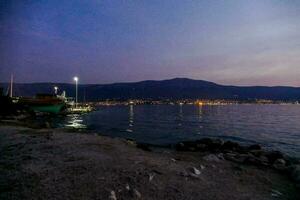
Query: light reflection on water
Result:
<box><xmin>126</xmin><ymin>105</ymin><xmax>134</xmax><ymax>133</ymax></box>
<box><xmin>65</xmin><ymin>114</ymin><xmax>87</xmax><ymax>129</ymax></box>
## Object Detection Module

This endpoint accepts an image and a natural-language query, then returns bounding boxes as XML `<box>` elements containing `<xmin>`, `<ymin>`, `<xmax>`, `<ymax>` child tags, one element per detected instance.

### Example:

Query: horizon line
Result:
<box><xmin>0</xmin><ymin>77</ymin><xmax>299</xmax><ymax>88</ymax></box>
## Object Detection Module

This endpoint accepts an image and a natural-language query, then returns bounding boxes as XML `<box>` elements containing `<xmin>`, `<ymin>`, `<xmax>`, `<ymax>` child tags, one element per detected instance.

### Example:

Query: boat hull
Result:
<box><xmin>29</xmin><ymin>103</ymin><xmax>65</xmax><ymax>114</ymax></box>
<box><xmin>19</xmin><ymin>94</ymin><xmax>66</xmax><ymax>114</ymax></box>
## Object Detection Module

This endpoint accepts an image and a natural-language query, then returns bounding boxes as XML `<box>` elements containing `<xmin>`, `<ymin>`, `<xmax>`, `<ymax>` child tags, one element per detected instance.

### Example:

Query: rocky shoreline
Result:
<box><xmin>174</xmin><ymin>139</ymin><xmax>300</xmax><ymax>184</ymax></box>
<box><xmin>135</xmin><ymin>138</ymin><xmax>300</xmax><ymax>186</ymax></box>
<box><xmin>0</xmin><ymin>124</ymin><xmax>299</xmax><ymax>199</ymax></box>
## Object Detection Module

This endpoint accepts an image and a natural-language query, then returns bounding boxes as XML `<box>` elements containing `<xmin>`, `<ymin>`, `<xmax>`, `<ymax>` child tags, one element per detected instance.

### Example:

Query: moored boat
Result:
<box><xmin>19</xmin><ymin>94</ymin><xmax>66</xmax><ymax>114</ymax></box>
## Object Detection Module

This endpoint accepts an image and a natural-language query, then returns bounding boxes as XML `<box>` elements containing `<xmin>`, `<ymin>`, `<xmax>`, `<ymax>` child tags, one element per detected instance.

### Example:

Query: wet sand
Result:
<box><xmin>0</xmin><ymin>125</ymin><xmax>299</xmax><ymax>200</ymax></box>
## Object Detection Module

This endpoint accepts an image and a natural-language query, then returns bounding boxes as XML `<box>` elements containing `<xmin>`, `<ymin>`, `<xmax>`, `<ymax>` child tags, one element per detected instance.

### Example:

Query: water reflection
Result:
<box><xmin>177</xmin><ymin>104</ymin><xmax>183</xmax><ymax>127</ymax></box>
<box><xmin>197</xmin><ymin>105</ymin><xmax>203</xmax><ymax>133</ymax></box>
<box><xmin>126</xmin><ymin>105</ymin><xmax>134</xmax><ymax>132</ymax></box>
<box><xmin>65</xmin><ymin>114</ymin><xmax>86</xmax><ymax>129</ymax></box>
<box><xmin>198</xmin><ymin>104</ymin><xmax>203</xmax><ymax>121</ymax></box>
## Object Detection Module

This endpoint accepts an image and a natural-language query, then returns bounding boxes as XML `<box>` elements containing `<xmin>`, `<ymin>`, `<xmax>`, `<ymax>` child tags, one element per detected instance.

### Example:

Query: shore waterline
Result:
<box><xmin>32</xmin><ymin>104</ymin><xmax>300</xmax><ymax>158</ymax></box>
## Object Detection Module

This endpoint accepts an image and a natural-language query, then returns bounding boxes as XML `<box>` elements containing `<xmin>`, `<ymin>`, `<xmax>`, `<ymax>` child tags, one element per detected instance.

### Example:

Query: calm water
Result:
<box><xmin>53</xmin><ymin>105</ymin><xmax>299</xmax><ymax>157</ymax></box>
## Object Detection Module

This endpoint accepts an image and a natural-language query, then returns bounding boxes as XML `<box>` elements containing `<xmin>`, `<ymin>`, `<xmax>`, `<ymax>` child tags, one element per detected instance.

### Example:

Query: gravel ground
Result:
<box><xmin>0</xmin><ymin>125</ymin><xmax>299</xmax><ymax>200</ymax></box>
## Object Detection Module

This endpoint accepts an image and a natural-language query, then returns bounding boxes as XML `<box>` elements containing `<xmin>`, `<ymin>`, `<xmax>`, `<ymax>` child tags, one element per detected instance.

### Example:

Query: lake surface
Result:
<box><xmin>56</xmin><ymin>105</ymin><xmax>299</xmax><ymax>157</ymax></box>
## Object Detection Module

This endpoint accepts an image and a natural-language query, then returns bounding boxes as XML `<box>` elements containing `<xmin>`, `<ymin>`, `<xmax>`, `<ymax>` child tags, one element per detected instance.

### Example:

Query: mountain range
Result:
<box><xmin>1</xmin><ymin>78</ymin><xmax>300</xmax><ymax>101</ymax></box>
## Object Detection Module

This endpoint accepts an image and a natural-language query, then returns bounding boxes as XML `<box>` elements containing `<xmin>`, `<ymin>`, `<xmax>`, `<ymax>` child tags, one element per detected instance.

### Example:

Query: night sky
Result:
<box><xmin>1</xmin><ymin>0</ymin><xmax>300</xmax><ymax>86</ymax></box>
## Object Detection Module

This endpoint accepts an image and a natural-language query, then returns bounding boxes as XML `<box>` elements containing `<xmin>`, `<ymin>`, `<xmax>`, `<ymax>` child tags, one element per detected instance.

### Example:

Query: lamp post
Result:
<box><xmin>73</xmin><ymin>76</ymin><xmax>78</xmax><ymax>108</ymax></box>
<box><xmin>54</xmin><ymin>86</ymin><xmax>58</xmax><ymax>95</ymax></box>
<box><xmin>10</xmin><ymin>74</ymin><xmax>13</xmax><ymax>98</ymax></box>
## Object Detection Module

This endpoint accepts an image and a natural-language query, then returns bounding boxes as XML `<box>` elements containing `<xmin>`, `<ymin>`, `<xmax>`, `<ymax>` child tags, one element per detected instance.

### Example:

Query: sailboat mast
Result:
<box><xmin>10</xmin><ymin>74</ymin><xmax>13</xmax><ymax>98</ymax></box>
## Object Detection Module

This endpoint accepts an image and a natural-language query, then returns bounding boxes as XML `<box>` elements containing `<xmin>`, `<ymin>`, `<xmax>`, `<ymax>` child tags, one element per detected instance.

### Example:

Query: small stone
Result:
<box><xmin>274</xmin><ymin>158</ymin><xmax>286</xmax><ymax>165</ymax></box>
<box><xmin>203</xmin><ymin>154</ymin><xmax>221</xmax><ymax>162</ymax></box>
<box><xmin>109</xmin><ymin>190</ymin><xmax>117</xmax><ymax>200</ymax></box>
<box><xmin>189</xmin><ymin>173</ymin><xmax>201</xmax><ymax>179</ymax></box>
<box><xmin>134</xmin><ymin>161</ymin><xmax>142</xmax><ymax>165</ymax></box>
<box><xmin>192</xmin><ymin>167</ymin><xmax>201</xmax><ymax>175</ymax></box>
<box><xmin>216</xmin><ymin>153</ymin><xmax>224</xmax><ymax>160</ymax></box>
<box><xmin>271</xmin><ymin>189</ymin><xmax>283</xmax><ymax>197</ymax></box>
<box><xmin>125</xmin><ymin>184</ymin><xmax>130</xmax><ymax>191</ymax></box>
<box><xmin>149</xmin><ymin>173</ymin><xmax>155</xmax><ymax>182</ymax></box>
<box><xmin>134</xmin><ymin>189</ymin><xmax>142</xmax><ymax>199</ymax></box>
<box><xmin>273</xmin><ymin>159</ymin><xmax>286</xmax><ymax>170</ymax></box>
<box><xmin>126</xmin><ymin>139</ymin><xmax>136</xmax><ymax>146</ymax></box>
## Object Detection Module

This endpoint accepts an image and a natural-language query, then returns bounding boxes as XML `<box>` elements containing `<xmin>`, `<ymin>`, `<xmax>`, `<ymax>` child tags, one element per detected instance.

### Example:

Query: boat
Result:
<box><xmin>19</xmin><ymin>94</ymin><xmax>66</xmax><ymax>114</ymax></box>
<box><xmin>68</xmin><ymin>105</ymin><xmax>93</xmax><ymax>113</ymax></box>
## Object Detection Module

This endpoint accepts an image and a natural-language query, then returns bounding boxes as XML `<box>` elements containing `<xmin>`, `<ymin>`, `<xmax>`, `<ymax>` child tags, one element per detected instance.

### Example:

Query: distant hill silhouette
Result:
<box><xmin>1</xmin><ymin>78</ymin><xmax>300</xmax><ymax>101</ymax></box>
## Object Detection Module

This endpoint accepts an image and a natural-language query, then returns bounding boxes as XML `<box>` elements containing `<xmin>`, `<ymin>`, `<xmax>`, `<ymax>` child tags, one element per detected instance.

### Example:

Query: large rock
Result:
<box><xmin>136</xmin><ymin>143</ymin><xmax>152</xmax><ymax>151</ymax></box>
<box><xmin>207</xmin><ymin>138</ymin><xmax>224</xmax><ymax>152</ymax></box>
<box><xmin>175</xmin><ymin>138</ymin><xmax>225</xmax><ymax>152</ymax></box>
<box><xmin>289</xmin><ymin>165</ymin><xmax>300</xmax><ymax>185</ymax></box>
<box><xmin>224</xmin><ymin>153</ymin><xmax>249</xmax><ymax>163</ymax></box>
<box><xmin>249</xmin><ymin>149</ymin><xmax>264</xmax><ymax>157</ymax></box>
<box><xmin>247</xmin><ymin>144</ymin><xmax>262</xmax><ymax>151</ymax></box>
<box><xmin>221</xmin><ymin>141</ymin><xmax>242</xmax><ymax>152</ymax></box>
<box><xmin>273</xmin><ymin>159</ymin><xmax>287</xmax><ymax>171</ymax></box>
<box><xmin>265</xmin><ymin>151</ymin><xmax>284</xmax><ymax>164</ymax></box>
<box><xmin>224</xmin><ymin>152</ymin><xmax>269</xmax><ymax>166</ymax></box>
<box><xmin>202</xmin><ymin>154</ymin><xmax>221</xmax><ymax>162</ymax></box>
<box><xmin>245</xmin><ymin>155</ymin><xmax>269</xmax><ymax>166</ymax></box>
<box><xmin>175</xmin><ymin>139</ymin><xmax>209</xmax><ymax>152</ymax></box>
<box><xmin>175</xmin><ymin>141</ymin><xmax>199</xmax><ymax>152</ymax></box>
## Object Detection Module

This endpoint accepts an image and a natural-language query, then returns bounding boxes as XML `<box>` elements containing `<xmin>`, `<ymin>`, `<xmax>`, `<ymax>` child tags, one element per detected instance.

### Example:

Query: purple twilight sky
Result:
<box><xmin>1</xmin><ymin>0</ymin><xmax>300</xmax><ymax>86</ymax></box>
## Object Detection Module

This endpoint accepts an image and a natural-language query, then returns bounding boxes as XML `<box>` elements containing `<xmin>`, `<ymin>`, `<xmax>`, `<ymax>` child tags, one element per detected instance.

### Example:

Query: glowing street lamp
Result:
<box><xmin>54</xmin><ymin>86</ymin><xmax>58</xmax><ymax>95</ymax></box>
<box><xmin>73</xmin><ymin>76</ymin><xmax>78</xmax><ymax>108</ymax></box>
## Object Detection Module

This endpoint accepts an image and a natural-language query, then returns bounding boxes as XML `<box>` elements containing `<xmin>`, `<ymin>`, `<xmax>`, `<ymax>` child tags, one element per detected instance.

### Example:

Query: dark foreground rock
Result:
<box><xmin>176</xmin><ymin>139</ymin><xmax>296</xmax><ymax>165</ymax></box>
<box><xmin>0</xmin><ymin>126</ymin><xmax>299</xmax><ymax>200</ymax></box>
<box><xmin>175</xmin><ymin>138</ymin><xmax>300</xmax><ymax>189</ymax></box>
<box><xmin>289</xmin><ymin>165</ymin><xmax>300</xmax><ymax>186</ymax></box>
